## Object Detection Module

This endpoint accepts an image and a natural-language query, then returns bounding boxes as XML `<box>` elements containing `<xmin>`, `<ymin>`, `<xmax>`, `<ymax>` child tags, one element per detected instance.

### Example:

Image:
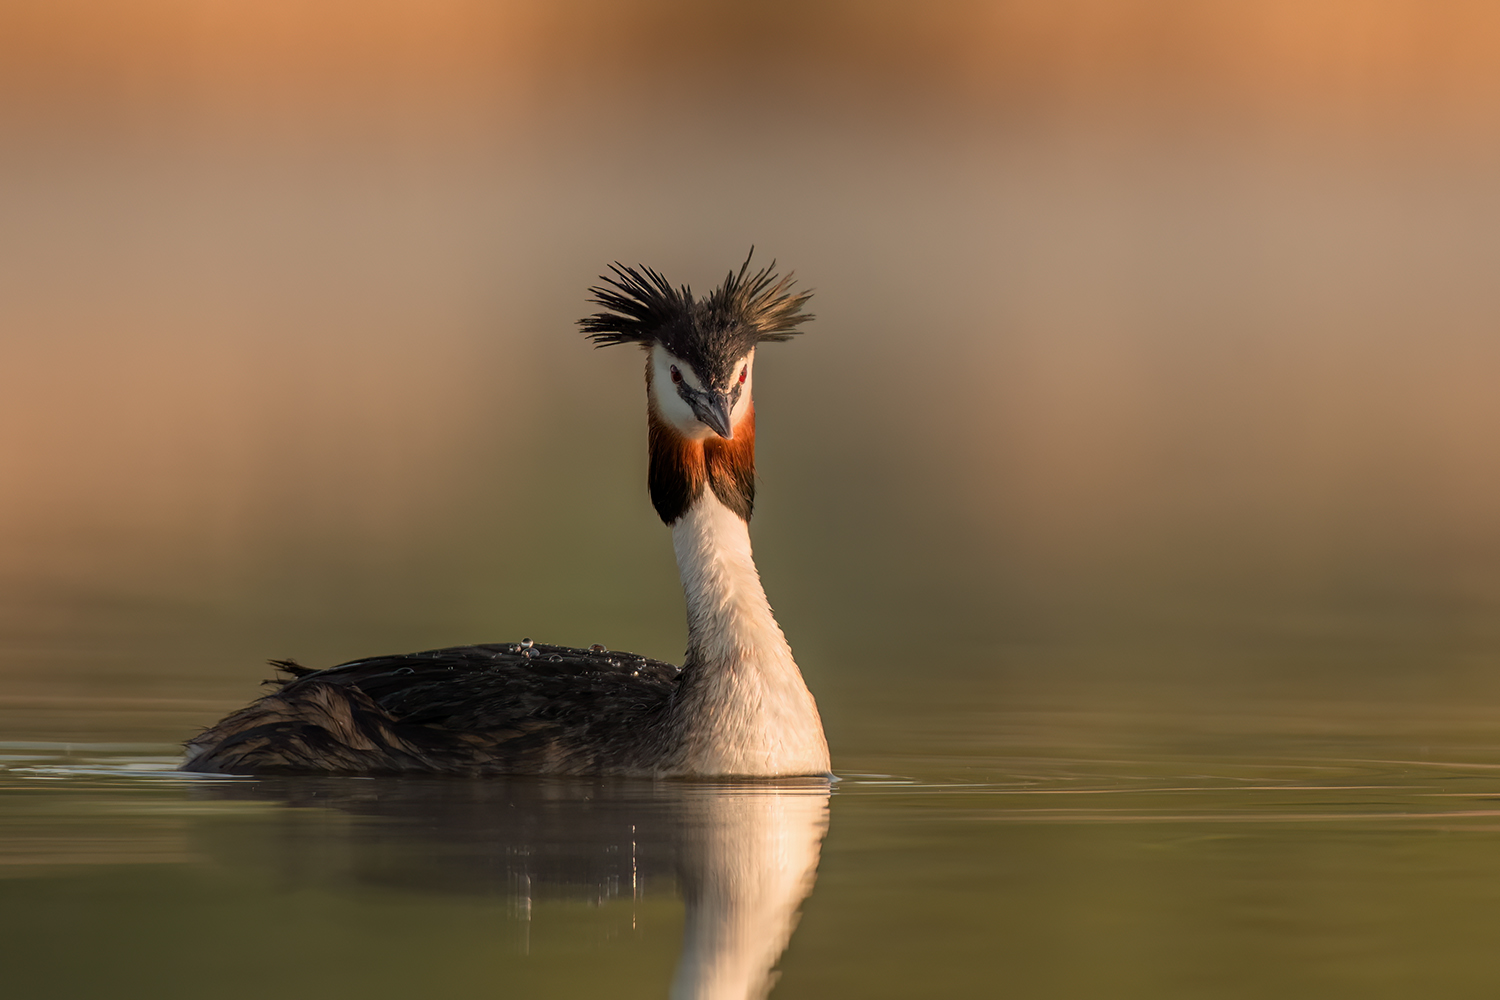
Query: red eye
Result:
<box><xmin>669</xmin><ymin>365</ymin><xmax>682</xmax><ymax>384</ymax></box>
<box><xmin>738</xmin><ymin>367</ymin><xmax>747</xmax><ymax>384</ymax></box>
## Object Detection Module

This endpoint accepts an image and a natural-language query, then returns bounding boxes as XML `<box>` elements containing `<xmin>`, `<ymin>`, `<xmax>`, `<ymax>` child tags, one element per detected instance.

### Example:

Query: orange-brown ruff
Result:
<box><xmin>182</xmin><ymin>254</ymin><xmax>830</xmax><ymax>778</ymax></box>
<box><xmin>648</xmin><ymin>404</ymin><xmax>755</xmax><ymax>520</ymax></box>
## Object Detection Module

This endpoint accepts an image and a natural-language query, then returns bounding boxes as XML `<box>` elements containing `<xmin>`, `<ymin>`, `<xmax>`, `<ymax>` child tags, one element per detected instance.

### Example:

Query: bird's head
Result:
<box><xmin>579</xmin><ymin>251</ymin><xmax>813</xmax><ymax>442</ymax></box>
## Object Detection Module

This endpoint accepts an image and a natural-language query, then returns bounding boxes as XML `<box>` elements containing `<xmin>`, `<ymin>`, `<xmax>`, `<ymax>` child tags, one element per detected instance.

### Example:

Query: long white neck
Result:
<box><xmin>666</xmin><ymin>493</ymin><xmax>830</xmax><ymax>777</ymax></box>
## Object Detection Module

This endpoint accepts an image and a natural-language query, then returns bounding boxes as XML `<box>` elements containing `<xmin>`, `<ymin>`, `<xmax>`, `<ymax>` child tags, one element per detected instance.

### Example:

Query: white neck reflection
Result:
<box><xmin>187</xmin><ymin>775</ymin><xmax>832</xmax><ymax>998</ymax></box>
<box><xmin>670</xmin><ymin>782</ymin><xmax>831</xmax><ymax>1000</ymax></box>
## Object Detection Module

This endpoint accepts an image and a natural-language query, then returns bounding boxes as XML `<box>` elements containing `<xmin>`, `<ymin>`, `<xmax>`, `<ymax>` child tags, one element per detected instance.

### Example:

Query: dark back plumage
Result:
<box><xmin>579</xmin><ymin>251</ymin><xmax>812</xmax><ymax>387</ymax></box>
<box><xmin>182</xmin><ymin>644</ymin><xmax>681</xmax><ymax>776</ymax></box>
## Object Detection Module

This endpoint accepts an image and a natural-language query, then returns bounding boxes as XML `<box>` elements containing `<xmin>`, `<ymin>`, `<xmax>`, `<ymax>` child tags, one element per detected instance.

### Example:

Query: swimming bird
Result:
<box><xmin>181</xmin><ymin>254</ymin><xmax>831</xmax><ymax>778</ymax></box>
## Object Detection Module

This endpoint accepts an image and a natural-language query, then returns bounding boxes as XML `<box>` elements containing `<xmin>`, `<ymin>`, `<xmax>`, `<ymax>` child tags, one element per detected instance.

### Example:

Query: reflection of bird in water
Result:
<box><xmin>671</xmin><ymin>785</ymin><xmax>830</xmax><ymax>1000</ymax></box>
<box><xmin>183</xmin><ymin>254</ymin><xmax>830</xmax><ymax>778</ymax></box>
<box><xmin>194</xmin><ymin>777</ymin><xmax>831</xmax><ymax>1000</ymax></box>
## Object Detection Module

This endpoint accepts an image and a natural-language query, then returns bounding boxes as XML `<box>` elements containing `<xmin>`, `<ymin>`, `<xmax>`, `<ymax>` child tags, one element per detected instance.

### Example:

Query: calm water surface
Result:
<box><xmin>6</xmin><ymin>660</ymin><xmax>1500</xmax><ymax>1000</ymax></box>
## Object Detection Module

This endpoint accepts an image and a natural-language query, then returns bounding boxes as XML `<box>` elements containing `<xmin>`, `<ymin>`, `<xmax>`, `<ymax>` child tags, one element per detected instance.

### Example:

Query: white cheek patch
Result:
<box><xmin>650</xmin><ymin>345</ymin><xmax>757</xmax><ymax>439</ymax></box>
<box><xmin>651</xmin><ymin>345</ymin><xmax>712</xmax><ymax>438</ymax></box>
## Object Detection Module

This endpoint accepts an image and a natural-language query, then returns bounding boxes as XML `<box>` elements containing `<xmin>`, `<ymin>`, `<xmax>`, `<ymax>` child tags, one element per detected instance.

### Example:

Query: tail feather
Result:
<box><xmin>181</xmin><ymin>681</ymin><xmax>428</xmax><ymax>775</ymax></box>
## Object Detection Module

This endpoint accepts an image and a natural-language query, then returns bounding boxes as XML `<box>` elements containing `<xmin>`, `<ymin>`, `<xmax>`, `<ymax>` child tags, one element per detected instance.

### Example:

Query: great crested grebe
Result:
<box><xmin>182</xmin><ymin>255</ymin><xmax>830</xmax><ymax>778</ymax></box>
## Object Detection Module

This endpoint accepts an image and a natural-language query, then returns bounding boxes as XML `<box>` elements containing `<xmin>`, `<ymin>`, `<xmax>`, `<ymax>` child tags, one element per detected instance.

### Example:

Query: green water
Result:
<box><xmin>7</xmin><ymin>653</ymin><xmax>1500</xmax><ymax>999</ymax></box>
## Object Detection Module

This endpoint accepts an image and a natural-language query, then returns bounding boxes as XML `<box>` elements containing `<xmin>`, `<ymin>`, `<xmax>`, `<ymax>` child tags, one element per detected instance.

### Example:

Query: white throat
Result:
<box><xmin>667</xmin><ymin>493</ymin><xmax>830</xmax><ymax>777</ymax></box>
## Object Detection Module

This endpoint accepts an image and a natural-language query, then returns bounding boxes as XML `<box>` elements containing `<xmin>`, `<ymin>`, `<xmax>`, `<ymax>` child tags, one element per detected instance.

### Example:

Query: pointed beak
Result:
<box><xmin>689</xmin><ymin>391</ymin><xmax>735</xmax><ymax>440</ymax></box>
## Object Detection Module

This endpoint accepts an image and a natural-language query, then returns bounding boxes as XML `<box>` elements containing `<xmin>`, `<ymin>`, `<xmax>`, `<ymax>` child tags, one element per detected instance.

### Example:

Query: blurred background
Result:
<box><xmin>3</xmin><ymin>0</ymin><xmax>1500</xmax><ymax>753</ymax></box>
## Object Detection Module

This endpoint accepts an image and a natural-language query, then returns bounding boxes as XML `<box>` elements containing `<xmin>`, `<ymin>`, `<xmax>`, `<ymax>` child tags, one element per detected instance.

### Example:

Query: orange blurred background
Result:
<box><xmin>5</xmin><ymin>1</ymin><xmax>1500</xmax><ymax>128</ymax></box>
<box><xmin>2</xmin><ymin>1</ymin><xmax>1500</xmax><ymax>740</ymax></box>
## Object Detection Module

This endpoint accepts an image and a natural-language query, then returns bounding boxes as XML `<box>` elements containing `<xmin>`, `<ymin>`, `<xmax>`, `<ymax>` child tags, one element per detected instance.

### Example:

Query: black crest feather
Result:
<box><xmin>579</xmin><ymin>251</ymin><xmax>812</xmax><ymax>382</ymax></box>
